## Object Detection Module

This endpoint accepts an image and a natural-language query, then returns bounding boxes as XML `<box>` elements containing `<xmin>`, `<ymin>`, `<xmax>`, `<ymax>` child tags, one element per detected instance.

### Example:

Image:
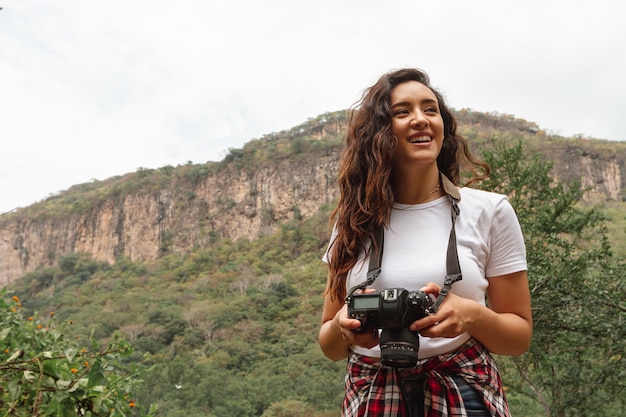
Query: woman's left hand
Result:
<box><xmin>408</xmin><ymin>282</ymin><xmax>479</xmax><ymax>338</ymax></box>
<box><xmin>407</xmin><ymin>272</ymin><xmax>533</xmax><ymax>357</ymax></box>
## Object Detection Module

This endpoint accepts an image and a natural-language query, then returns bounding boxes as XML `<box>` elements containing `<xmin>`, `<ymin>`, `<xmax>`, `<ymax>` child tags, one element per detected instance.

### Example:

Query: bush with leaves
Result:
<box><xmin>0</xmin><ymin>290</ymin><xmax>157</xmax><ymax>417</ymax></box>
<box><xmin>479</xmin><ymin>140</ymin><xmax>626</xmax><ymax>417</ymax></box>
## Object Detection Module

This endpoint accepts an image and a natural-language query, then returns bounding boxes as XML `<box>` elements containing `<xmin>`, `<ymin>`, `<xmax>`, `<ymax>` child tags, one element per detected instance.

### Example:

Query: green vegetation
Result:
<box><xmin>0</xmin><ymin>291</ymin><xmax>156</xmax><ymax>416</ymax></box>
<box><xmin>0</xmin><ymin>162</ymin><xmax>219</xmax><ymax>221</ymax></box>
<box><xmin>220</xmin><ymin>111</ymin><xmax>345</xmax><ymax>173</ymax></box>
<box><xmin>479</xmin><ymin>141</ymin><xmax>626</xmax><ymax>417</ymax></box>
<box><xmin>3</xmin><ymin>211</ymin><xmax>344</xmax><ymax>416</ymax></box>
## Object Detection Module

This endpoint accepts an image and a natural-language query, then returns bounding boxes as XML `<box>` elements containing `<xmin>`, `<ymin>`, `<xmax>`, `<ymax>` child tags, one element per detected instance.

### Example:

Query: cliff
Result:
<box><xmin>1</xmin><ymin>110</ymin><xmax>624</xmax><ymax>286</ymax></box>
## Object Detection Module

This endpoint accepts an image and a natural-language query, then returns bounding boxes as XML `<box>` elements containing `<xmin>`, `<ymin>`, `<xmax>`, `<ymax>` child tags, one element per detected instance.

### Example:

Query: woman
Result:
<box><xmin>318</xmin><ymin>68</ymin><xmax>532</xmax><ymax>417</ymax></box>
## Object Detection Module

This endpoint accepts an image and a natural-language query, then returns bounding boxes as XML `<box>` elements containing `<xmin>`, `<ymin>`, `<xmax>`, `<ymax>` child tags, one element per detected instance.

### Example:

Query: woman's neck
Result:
<box><xmin>392</xmin><ymin>167</ymin><xmax>441</xmax><ymax>205</ymax></box>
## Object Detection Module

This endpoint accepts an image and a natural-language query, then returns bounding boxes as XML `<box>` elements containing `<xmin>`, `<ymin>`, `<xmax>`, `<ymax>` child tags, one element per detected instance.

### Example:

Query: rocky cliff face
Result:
<box><xmin>555</xmin><ymin>148</ymin><xmax>624</xmax><ymax>203</ymax></box>
<box><xmin>0</xmin><ymin>147</ymin><xmax>341</xmax><ymax>286</ymax></box>
<box><xmin>1</xmin><ymin>114</ymin><xmax>624</xmax><ymax>286</ymax></box>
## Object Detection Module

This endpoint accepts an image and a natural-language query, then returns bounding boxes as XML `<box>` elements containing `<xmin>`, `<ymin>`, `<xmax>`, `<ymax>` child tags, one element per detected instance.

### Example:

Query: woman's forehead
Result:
<box><xmin>391</xmin><ymin>81</ymin><xmax>438</xmax><ymax>104</ymax></box>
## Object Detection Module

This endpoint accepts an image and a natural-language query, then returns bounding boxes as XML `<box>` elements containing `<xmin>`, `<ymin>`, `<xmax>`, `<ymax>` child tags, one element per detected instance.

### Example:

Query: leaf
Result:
<box><xmin>68</xmin><ymin>378</ymin><xmax>88</xmax><ymax>392</ymax></box>
<box><xmin>0</xmin><ymin>327</ymin><xmax>10</xmax><ymax>341</ymax></box>
<box><xmin>64</xmin><ymin>347</ymin><xmax>78</xmax><ymax>362</ymax></box>
<box><xmin>57</xmin><ymin>379</ymin><xmax>72</xmax><ymax>389</ymax></box>
<box><xmin>6</xmin><ymin>349</ymin><xmax>24</xmax><ymax>362</ymax></box>
<box><xmin>90</xmin><ymin>384</ymin><xmax>106</xmax><ymax>393</ymax></box>
<box><xmin>43</xmin><ymin>358</ymin><xmax>60</xmax><ymax>375</ymax></box>
<box><xmin>23</xmin><ymin>370</ymin><xmax>37</xmax><ymax>382</ymax></box>
<box><xmin>7</xmin><ymin>379</ymin><xmax>22</xmax><ymax>401</ymax></box>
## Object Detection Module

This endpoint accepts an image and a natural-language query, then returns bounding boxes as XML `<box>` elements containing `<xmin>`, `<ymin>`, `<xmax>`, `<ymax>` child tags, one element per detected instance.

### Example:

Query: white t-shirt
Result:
<box><xmin>324</xmin><ymin>187</ymin><xmax>527</xmax><ymax>359</ymax></box>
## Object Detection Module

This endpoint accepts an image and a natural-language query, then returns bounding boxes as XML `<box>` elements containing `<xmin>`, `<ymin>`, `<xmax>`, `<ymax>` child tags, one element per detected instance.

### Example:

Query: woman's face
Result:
<box><xmin>390</xmin><ymin>80</ymin><xmax>444</xmax><ymax>171</ymax></box>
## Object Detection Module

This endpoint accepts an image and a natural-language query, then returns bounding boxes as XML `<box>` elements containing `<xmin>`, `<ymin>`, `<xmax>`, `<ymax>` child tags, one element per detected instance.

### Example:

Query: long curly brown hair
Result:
<box><xmin>327</xmin><ymin>68</ymin><xmax>489</xmax><ymax>301</ymax></box>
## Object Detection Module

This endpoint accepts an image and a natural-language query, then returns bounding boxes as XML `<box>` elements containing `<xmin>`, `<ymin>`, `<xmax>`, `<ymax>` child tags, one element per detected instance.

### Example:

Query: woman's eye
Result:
<box><xmin>394</xmin><ymin>109</ymin><xmax>409</xmax><ymax>116</ymax></box>
<box><xmin>425</xmin><ymin>107</ymin><xmax>438</xmax><ymax>114</ymax></box>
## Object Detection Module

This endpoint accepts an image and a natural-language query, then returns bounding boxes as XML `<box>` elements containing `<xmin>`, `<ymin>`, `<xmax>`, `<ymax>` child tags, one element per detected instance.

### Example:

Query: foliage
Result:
<box><xmin>603</xmin><ymin>201</ymin><xmax>626</xmax><ymax>258</ymax></box>
<box><xmin>219</xmin><ymin>111</ymin><xmax>345</xmax><ymax>174</ymax></box>
<box><xmin>6</xmin><ymin>211</ymin><xmax>343</xmax><ymax>417</ymax></box>
<box><xmin>479</xmin><ymin>140</ymin><xmax>626</xmax><ymax>417</ymax></box>
<box><xmin>0</xmin><ymin>162</ymin><xmax>219</xmax><ymax>221</ymax></box>
<box><xmin>0</xmin><ymin>291</ymin><xmax>156</xmax><ymax>417</ymax></box>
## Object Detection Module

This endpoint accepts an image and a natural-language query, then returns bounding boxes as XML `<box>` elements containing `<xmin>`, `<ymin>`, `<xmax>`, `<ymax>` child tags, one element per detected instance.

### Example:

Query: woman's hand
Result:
<box><xmin>333</xmin><ymin>303</ymin><xmax>380</xmax><ymax>348</ymax></box>
<box><xmin>320</xmin><ymin>275</ymin><xmax>380</xmax><ymax>360</ymax></box>
<box><xmin>408</xmin><ymin>282</ymin><xmax>480</xmax><ymax>338</ymax></box>
<box><xmin>408</xmin><ymin>272</ymin><xmax>533</xmax><ymax>356</ymax></box>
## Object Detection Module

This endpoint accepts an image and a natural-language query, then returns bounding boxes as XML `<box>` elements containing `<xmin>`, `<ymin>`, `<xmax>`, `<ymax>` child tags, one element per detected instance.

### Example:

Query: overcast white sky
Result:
<box><xmin>1</xmin><ymin>0</ymin><xmax>625</xmax><ymax>213</ymax></box>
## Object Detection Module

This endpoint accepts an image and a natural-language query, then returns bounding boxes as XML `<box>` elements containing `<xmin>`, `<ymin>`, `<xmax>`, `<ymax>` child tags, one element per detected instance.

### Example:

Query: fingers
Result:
<box><xmin>339</xmin><ymin>317</ymin><xmax>363</xmax><ymax>333</ymax></box>
<box><xmin>411</xmin><ymin>294</ymin><xmax>476</xmax><ymax>338</ymax></box>
<box><xmin>340</xmin><ymin>326</ymin><xmax>380</xmax><ymax>348</ymax></box>
<box><xmin>416</xmin><ymin>320</ymin><xmax>446</xmax><ymax>338</ymax></box>
<box><xmin>337</xmin><ymin>314</ymin><xmax>379</xmax><ymax>348</ymax></box>
<box><xmin>420</xmin><ymin>282</ymin><xmax>441</xmax><ymax>295</ymax></box>
<box><xmin>409</xmin><ymin>314</ymin><xmax>440</xmax><ymax>332</ymax></box>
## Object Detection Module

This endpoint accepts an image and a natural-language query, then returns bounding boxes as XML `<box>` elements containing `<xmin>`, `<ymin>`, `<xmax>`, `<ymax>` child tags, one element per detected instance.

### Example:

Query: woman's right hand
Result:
<box><xmin>320</xmin><ymin>271</ymin><xmax>379</xmax><ymax>360</ymax></box>
<box><xmin>334</xmin><ymin>304</ymin><xmax>380</xmax><ymax>349</ymax></box>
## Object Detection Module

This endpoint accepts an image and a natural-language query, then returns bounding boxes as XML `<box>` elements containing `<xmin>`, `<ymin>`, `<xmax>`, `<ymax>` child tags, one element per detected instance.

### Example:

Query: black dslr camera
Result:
<box><xmin>348</xmin><ymin>288</ymin><xmax>435</xmax><ymax>368</ymax></box>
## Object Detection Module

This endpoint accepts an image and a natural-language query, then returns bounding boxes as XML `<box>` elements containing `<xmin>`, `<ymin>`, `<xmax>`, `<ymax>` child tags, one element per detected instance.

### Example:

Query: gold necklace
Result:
<box><xmin>419</xmin><ymin>185</ymin><xmax>440</xmax><ymax>204</ymax></box>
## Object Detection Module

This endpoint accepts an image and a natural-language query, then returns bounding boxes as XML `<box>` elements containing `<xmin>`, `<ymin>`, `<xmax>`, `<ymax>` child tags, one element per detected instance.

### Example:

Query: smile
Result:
<box><xmin>407</xmin><ymin>135</ymin><xmax>432</xmax><ymax>144</ymax></box>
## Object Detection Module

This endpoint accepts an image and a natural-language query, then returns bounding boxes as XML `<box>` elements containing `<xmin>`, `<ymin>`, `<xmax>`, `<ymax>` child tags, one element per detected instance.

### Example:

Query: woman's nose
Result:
<box><xmin>411</xmin><ymin>111</ymin><xmax>429</xmax><ymax>127</ymax></box>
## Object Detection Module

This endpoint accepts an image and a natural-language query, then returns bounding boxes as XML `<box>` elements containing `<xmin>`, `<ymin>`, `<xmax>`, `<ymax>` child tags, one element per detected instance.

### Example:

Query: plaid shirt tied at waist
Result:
<box><xmin>342</xmin><ymin>338</ymin><xmax>510</xmax><ymax>417</ymax></box>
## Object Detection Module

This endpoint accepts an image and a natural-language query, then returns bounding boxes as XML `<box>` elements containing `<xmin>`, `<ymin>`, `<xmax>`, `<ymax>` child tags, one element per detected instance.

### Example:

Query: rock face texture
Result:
<box><xmin>1</xmin><ymin>113</ymin><xmax>624</xmax><ymax>287</ymax></box>
<box><xmin>0</xmin><ymin>145</ymin><xmax>341</xmax><ymax>286</ymax></box>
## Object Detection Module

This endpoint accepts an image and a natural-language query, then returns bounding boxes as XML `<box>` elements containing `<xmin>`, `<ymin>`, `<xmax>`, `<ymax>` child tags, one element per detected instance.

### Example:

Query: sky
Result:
<box><xmin>1</xmin><ymin>0</ymin><xmax>625</xmax><ymax>213</ymax></box>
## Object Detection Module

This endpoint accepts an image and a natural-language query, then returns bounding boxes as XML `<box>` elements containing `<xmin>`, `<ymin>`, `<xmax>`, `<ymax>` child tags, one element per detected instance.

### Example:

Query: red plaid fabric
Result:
<box><xmin>342</xmin><ymin>338</ymin><xmax>510</xmax><ymax>417</ymax></box>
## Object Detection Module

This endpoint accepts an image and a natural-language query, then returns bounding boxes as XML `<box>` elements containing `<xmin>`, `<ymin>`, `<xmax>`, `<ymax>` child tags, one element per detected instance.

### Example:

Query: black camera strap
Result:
<box><xmin>345</xmin><ymin>173</ymin><xmax>463</xmax><ymax>313</ymax></box>
<box><xmin>431</xmin><ymin>193</ymin><xmax>462</xmax><ymax>313</ymax></box>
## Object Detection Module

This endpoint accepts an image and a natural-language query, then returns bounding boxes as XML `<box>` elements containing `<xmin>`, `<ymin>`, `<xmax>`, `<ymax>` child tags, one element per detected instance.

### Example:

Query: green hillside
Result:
<box><xmin>5</xmin><ymin>209</ymin><xmax>344</xmax><ymax>416</ymax></box>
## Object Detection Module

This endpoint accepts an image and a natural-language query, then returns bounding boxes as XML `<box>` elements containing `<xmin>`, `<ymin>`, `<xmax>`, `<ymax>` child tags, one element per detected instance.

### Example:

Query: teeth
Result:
<box><xmin>408</xmin><ymin>136</ymin><xmax>431</xmax><ymax>143</ymax></box>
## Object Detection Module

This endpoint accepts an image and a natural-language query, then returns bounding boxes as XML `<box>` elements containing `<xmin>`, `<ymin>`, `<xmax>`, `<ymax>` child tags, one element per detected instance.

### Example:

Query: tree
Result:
<box><xmin>478</xmin><ymin>140</ymin><xmax>626</xmax><ymax>417</ymax></box>
<box><xmin>0</xmin><ymin>291</ymin><xmax>157</xmax><ymax>417</ymax></box>
<box><xmin>260</xmin><ymin>399</ymin><xmax>314</xmax><ymax>417</ymax></box>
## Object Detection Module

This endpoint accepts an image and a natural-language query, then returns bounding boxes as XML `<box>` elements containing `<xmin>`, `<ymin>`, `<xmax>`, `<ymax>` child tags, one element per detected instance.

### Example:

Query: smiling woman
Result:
<box><xmin>318</xmin><ymin>68</ymin><xmax>532</xmax><ymax>417</ymax></box>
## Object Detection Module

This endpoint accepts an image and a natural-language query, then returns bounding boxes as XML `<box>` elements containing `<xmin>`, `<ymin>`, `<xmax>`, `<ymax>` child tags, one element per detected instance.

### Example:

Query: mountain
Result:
<box><xmin>1</xmin><ymin>109</ymin><xmax>624</xmax><ymax>286</ymax></box>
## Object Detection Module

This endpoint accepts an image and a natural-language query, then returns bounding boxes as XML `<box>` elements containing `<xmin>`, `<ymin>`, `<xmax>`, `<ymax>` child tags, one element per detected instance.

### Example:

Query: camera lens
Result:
<box><xmin>379</xmin><ymin>328</ymin><xmax>419</xmax><ymax>368</ymax></box>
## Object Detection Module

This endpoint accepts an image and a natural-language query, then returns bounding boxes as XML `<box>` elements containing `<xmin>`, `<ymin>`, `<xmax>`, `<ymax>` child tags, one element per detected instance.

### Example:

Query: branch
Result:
<box><xmin>32</xmin><ymin>358</ymin><xmax>44</xmax><ymax>416</ymax></box>
<box><xmin>515</xmin><ymin>361</ymin><xmax>550</xmax><ymax>415</ymax></box>
<box><xmin>603</xmin><ymin>300</ymin><xmax>626</xmax><ymax>313</ymax></box>
<box><xmin>1</xmin><ymin>347</ymin><xmax>127</xmax><ymax>368</ymax></box>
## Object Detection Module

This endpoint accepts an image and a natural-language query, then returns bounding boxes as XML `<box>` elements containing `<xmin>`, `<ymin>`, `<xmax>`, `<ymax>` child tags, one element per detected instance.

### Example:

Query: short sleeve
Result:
<box><xmin>322</xmin><ymin>223</ymin><xmax>338</xmax><ymax>264</ymax></box>
<box><xmin>485</xmin><ymin>198</ymin><xmax>527</xmax><ymax>278</ymax></box>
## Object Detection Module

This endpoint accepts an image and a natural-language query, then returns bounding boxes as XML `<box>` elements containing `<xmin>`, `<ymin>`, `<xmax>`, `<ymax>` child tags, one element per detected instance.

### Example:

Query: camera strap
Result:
<box><xmin>431</xmin><ymin>191</ymin><xmax>462</xmax><ymax>313</ymax></box>
<box><xmin>345</xmin><ymin>173</ymin><xmax>463</xmax><ymax>312</ymax></box>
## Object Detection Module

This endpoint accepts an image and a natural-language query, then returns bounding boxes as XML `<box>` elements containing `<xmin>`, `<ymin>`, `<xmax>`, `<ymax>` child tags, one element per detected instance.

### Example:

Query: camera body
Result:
<box><xmin>348</xmin><ymin>288</ymin><xmax>435</xmax><ymax>367</ymax></box>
